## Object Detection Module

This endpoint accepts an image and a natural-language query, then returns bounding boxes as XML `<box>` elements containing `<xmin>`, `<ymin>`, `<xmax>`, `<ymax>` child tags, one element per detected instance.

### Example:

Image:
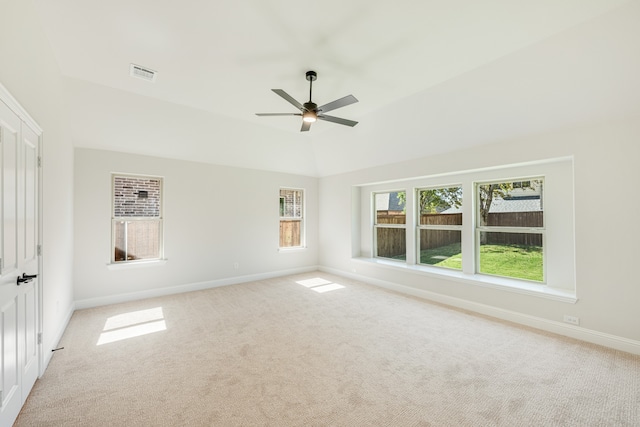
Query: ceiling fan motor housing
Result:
<box><xmin>303</xmin><ymin>102</ymin><xmax>317</xmax><ymax>112</ymax></box>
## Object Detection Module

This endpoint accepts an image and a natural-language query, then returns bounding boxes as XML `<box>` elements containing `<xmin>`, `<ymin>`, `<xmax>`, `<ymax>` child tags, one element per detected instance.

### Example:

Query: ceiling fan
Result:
<box><xmin>256</xmin><ymin>71</ymin><xmax>358</xmax><ymax>132</ymax></box>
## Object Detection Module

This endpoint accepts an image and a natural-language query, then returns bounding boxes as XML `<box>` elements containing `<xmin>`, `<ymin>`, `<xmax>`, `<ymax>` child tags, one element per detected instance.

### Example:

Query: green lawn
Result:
<box><xmin>420</xmin><ymin>243</ymin><xmax>462</xmax><ymax>269</ymax></box>
<box><xmin>419</xmin><ymin>243</ymin><xmax>543</xmax><ymax>282</ymax></box>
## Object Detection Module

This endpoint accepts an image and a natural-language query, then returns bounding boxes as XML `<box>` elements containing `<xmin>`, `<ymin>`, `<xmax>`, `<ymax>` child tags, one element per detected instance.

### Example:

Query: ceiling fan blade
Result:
<box><xmin>300</xmin><ymin>121</ymin><xmax>311</xmax><ymax>132</ymax></box>
<box><xmin>317</xmin><ymin>94</ymin><xmax>358</xmax><ymax>113</ymax></box>
<box><xmin>272</xmin><ymin>89</ymin><xmax>303</xmax><ymax>110</ymax></box>
<box><xmin>255</xmin><ymin>113</ymin><xmax>301</xmax><ymax>116</ymax></box>
<box><xmin>318</xmin><ymin>114</ymin><xmax>358</xmax><ymax>127</ymax></box>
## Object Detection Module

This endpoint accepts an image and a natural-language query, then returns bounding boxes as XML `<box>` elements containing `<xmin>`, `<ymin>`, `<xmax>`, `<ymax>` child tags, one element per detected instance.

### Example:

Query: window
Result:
<box><xmin>476</xmin><ymin>178</ymin><xmax>544</xmax><ymax>282</ymax></box>
<box><xmin>359</xmin><ymin>159</ymin><xmax>574</xmax><ymax>298</ymax></box>
<box><xmin>374</xmin><ymin>191</ymin><xmax>406</xmax><ymax>260</ymax></box>
<box><xmin>112</xmin><ymin>175</ymin><xmax>163</xmax><ymax>263</ymax></box>
<box><xmin>417</xmin><ymin>186</ymin><xmax>463</xmax><ymax>270</ymax></box>
<box><xmin>279</xmin><ymin>188</ymin><xmax>304</xmax><ymax>248</ymax></box>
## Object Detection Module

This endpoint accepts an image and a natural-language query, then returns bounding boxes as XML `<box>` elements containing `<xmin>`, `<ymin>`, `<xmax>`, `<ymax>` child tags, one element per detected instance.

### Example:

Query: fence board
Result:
<box><xmin>280</xmin><ymin>220</ymin><xmax>301</xmax><ymax>247</ymax></box>
<box><xmin>375</xmin><ymin>211</ymin><xmax>543</xmax><ymax>257</ymax></box>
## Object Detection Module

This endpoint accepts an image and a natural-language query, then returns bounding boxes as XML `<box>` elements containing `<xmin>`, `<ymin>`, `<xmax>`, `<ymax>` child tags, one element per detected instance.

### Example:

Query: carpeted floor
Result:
<box><xmin>16</xmin><ymin>272</ymin><xmax>640</xmax><ymax>426</ymax></box>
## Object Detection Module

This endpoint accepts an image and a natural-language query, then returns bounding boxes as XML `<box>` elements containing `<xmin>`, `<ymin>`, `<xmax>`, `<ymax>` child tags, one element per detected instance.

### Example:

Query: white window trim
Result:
<box><xmin>416</xmin><ymin>185</ymin><xmax>463</xmax><ymax>270</ymax></box>
<box><xmin>106</xmin><ymin>259</ymin><xmax>168</xmax><ymax>270</ymax></box>
<box><xmin>111</xmin><ymin>173</ymin><xmax>164</xmax><ymax>265</ymax></box>
<box><xmin>474</xmin><ymin>177</ymin><xmax>546</xmax><ymax>283</ymax></box>
<box><xmin>352</xmin><ymin>256</ymin><xmax>576</xmax><ymax>303</ymax></box>
<box><xmin>355</xmin><ymin>158</ymin><xmax>575</xmax><ymax>301</ymax></box>
<box><xmin>373</xmin><ymin>190</ymin><xmax>407</xmax><ymax>261</ymax></box>
<box><xmin>279</xmin><ymin>187</ymin><xmax>306</xmax><ymax>250</ymax></box>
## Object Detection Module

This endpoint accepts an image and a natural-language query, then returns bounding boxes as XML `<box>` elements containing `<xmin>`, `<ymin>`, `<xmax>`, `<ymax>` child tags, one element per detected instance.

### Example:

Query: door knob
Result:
<box><xmin>16</xmin><ymin>273</ymin><xmax>37</xmax><ymax>286</ymax></box>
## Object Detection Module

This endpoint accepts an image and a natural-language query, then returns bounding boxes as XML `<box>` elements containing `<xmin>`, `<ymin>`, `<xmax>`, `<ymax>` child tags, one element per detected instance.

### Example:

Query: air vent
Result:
<box><xmin>129</xmin><ymin>64</ymin><xmax>157</xmax><ymax>82</ymax></box>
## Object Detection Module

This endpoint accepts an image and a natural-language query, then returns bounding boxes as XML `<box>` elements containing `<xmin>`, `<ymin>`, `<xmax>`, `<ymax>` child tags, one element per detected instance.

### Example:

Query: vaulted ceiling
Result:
<box><xmin>34</xmin><ymin>0</ymin><xmax>640</xmax><ymax>176</ymax></box>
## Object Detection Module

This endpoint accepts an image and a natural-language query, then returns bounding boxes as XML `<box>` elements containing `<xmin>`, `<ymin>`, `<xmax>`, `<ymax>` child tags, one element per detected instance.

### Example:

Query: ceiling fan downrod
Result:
<box><xmin>306</xmin><ymin>70</ymin><xmax>317</xmax><ymax>103</ymax></box>
<box><xmin>302</xmin><ymin>71</ymin><xmax>318</xmax><ymax>122</ymax></box>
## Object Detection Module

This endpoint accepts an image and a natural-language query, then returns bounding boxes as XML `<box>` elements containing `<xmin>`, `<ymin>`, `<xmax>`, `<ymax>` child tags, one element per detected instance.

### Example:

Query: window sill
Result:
<box><xmin>352</xmin><ymin>257</ymin><xmax>576</xmax><ymax>303</ymax></box>
<box><xmin>278</xmin><ymin>247</ymin><xmax>307</xmax><ymax>253</ymax></box>
<box><xmin>107</xmin><ymin>259</ymin><xmax>168</xmax><ymax>270</ymax></box>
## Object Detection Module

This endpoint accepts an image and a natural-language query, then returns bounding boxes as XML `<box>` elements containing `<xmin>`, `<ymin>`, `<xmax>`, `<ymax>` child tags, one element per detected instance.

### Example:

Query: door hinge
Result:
<box><xmin>38</xmin><ymin>156</ymin><xmax>42</xmax><ymax>167</ymax></box>
<box><xmin>38</xmin><ymin>333</ymin><xmax>42</xmax><ymax>345</ymax></box>
<box><xmin>37</xmin><ymin>245</ymin><xmax>42</xmax><ymax>256</ymax></box>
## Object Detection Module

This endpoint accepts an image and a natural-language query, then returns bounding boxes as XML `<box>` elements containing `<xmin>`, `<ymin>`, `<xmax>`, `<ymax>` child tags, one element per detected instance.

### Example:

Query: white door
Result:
<box><xmin>0</xmin><ymin>98</ymin><xmax>40</xmax><ymax>427</ymax></box>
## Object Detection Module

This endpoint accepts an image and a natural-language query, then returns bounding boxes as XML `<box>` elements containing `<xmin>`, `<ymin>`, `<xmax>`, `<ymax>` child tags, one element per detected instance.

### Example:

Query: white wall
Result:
<box><xmin>0</xmin><ymin>0</ymin><xmax>75</xmax><ymax>364</ymax></box>
<box><xmin>74</xmin><ymin>148</ymin><xmax>318</xmax><ymax>305</ymax></box>
<box><xmin>319</xmin><ymin>116</ymin><xmax>640</xmax><ymax>346</ymax></box>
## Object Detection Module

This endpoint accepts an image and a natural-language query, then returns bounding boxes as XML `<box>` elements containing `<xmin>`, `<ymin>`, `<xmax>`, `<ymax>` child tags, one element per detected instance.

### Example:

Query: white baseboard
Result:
<box><xmin>42</xmin><ymin>301</ymin><xmax>75</xmax><ymax>375</ymax></box>
<box><xmin>74</xmin><ymin>265</ymin><xmax>319</xmax><ymax>310</ymax></box>
<box><xmin>320</xmin><ymin>266</ymin><xmax>640</xmax><ymax>356</ymax></box>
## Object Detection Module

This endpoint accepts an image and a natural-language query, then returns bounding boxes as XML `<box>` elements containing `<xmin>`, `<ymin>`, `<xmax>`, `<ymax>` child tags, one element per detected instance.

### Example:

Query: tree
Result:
<box><xmin>478</xmin><ymin>183</ymin><xmax>509</xmax><ymax>226</ymax></box>
<box><xmin>478</xmin><ymin>180</ymin><xmax>540</xmax><ymax>226</ymax></box>
<box><xmin>396</xmin><ymin>180</ymin><xmax>539</xmax><ymax>224</ymax></box>
<box><xmin>396</xmin><ymin>187</ymin><xmax>462</xmax><ymax>214</ymax></box>
<box><xmin>395</xmin><ymin>180</ymin><xmax>540</xmax><ymax>227</ymax></box>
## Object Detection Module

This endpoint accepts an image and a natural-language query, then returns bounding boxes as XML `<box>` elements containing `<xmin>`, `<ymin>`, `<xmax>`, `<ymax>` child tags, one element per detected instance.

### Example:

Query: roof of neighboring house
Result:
<box><xmin>388</xmin><ymin>192</ymin><xmax>405</xmax><ymax>211</ymax></box>
<box><xmin>442</xmin><ymin>195</ymin><xmax>541</xmax><ymax>214</ymax></box>
<box><xmin>489</xmin><ymin>196</ymin><xmax>541</xmax><ymax>213</ymax></box>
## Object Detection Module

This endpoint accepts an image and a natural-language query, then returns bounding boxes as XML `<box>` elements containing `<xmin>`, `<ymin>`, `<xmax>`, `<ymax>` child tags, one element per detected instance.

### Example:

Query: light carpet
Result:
<box><xmin>16</xmin><ymin>272</ymin><xmax>640</xmax><ymax>426</ymax></box>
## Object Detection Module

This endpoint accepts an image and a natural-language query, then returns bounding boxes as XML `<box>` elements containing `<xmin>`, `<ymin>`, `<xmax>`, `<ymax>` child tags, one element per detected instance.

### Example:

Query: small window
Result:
<box><xmin>476</xmin><ymin>178</ymin><xmax>544</xmax><ymax>282</ymax></box>
<box><xmin>279</xmin><ymin>188</ymin><xmax>304</xmax><ymax>248</ymax></box>
<box><xmin>374</xmin><ymin>191</ymin><xmax>406</xmax><ymax>260</ymax></box>
<box><xmin>417</xmin><ymin>186</ymin><xmax>463</xmax><ymax>270</ymax></box>
<box><xmin>112</xmin><ymin>175</ymin><xmax>163</xmax><ymax>263</ymax></box>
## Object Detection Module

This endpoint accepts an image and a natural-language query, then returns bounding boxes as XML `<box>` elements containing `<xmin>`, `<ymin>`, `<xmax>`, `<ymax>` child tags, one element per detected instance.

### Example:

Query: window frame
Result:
<box><xmin>415</xmin><ymin>185</ymin><xmax>463</xmax><ymax>270</ymax></box>
<box><xmin>474</xmin><ymin>177</ymin><xmax>545</xmax><ymax>283</ymax></box>
<box><xmin>373</xmin><ymin>190</ymin><xmax>407</xmax><ymax>261</ymax></box>
<box><xmin>111</xmin><ymin>174</ymin><xmax>164</xmax><ymax>264</ymax></box>
<box><xmin>279</xmin><ymin>187</ymin><xmax>305</xmax><ymax>249</ymax></box>
<box><xmin>356</xmin><ymin>158</ymin><xmax>575</xmax><ymax>300</ymax></box>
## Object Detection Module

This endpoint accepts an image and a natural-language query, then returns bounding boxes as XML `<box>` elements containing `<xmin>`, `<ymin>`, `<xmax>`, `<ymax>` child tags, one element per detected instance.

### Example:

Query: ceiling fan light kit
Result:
<box><xmin>302</xmin><ymin>110</ymin><xmax>317</xmax><ymax>123</ymax></box>
<box><xmin>256</xmin><ymin>70</ymin><xmax>358</xmax><ymax>132</ymax></box>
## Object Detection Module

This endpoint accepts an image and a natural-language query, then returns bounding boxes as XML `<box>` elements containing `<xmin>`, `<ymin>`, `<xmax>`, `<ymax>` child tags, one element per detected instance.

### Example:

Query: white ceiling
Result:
<box><xmin>34</xmin><ymin>0</ymin><xmax>640</xmax><ymax>177</ymax></box>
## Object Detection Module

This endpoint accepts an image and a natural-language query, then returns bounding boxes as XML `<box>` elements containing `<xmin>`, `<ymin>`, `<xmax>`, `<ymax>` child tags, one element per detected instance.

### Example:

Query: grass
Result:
<box><xmin>478</xmin><ymin>244</ymin><xmax>543</xmax><ymax>282</ymax></box>
<box><xmin>419</xmin><ymin>242</ymin><xmax>543</xmax><ymax>282</ymax></box>
<box><xmin>420</xmin><ymin>243</ymin><xmax>462</xmax><ymax>269</ymax></box>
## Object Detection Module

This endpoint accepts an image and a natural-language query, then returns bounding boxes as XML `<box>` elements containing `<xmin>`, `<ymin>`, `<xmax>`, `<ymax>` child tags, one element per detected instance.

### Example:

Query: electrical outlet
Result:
<box><xmin>563</xmin><ymin>315</ymin><xmax>580</xmax><ymax>326</ymax></box>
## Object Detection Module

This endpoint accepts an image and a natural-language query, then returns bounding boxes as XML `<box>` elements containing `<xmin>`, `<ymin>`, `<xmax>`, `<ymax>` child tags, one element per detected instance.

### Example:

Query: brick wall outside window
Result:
<box><xmin>114</xmin><ymin>176</ymin><xmax>161</xmax><ymax>218</ymax></box>
<box><xmin>112</xmin><ymin>175</ymin><xmax>162</xmax><ymax>262</ymax></box>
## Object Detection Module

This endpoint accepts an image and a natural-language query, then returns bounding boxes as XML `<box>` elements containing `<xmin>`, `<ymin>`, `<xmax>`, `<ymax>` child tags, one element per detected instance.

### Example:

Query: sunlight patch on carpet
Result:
<box><xmin>296</xmin><ymin>278</ymin><xmax>345</xmax><ymax>293</ymax></box>
<box><xmin>296</xmin><ymin>278</ymin><xmax>332</xmax><ymax>288</ymax></box>
<box><xmin>97</xmin><ymin>307</ymin><xmax>166</xmax><ymax>345</ymax></box>
<box><xmin>310</xmin><ymin>283</ymin><xmax>345</xmax><ymax>293</ymax></box>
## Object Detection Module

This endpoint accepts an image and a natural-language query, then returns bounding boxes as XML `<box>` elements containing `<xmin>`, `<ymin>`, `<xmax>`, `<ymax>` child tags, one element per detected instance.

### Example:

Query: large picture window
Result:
<box><xmin>112</xmin><ymin>175</ymin><xmax>163</xmax><ymax>263</ymax></box>
<box><xmin>374</xmin><ymin>191</ymin><xmax>406</xmax><ymax>260</ymax></box>
<box><xmin>416</xmin><ymin>186</ymin><xmax>463</xmax><ymax>270</ymax></box>
<box><xmin>360</xmin><ymin>160</ymin><xmax>574</xmax><ymax>297</ymax></box>
<box><xmin>279</xmin><ymin>188</ymin><xmax>304</xmax><ymax>248</ymax></box>
<box><xmin>476</xmin><ymin>178</ymin><xmax>544</xmax><ymax>282</ymax></box>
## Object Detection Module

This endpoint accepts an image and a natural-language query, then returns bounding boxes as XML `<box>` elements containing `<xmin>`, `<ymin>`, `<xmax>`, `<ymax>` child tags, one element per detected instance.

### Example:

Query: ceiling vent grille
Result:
<box><xmin>130</xmin><ymin>64</ymin><xmax>157</xmax><ymax>82</ymax></box>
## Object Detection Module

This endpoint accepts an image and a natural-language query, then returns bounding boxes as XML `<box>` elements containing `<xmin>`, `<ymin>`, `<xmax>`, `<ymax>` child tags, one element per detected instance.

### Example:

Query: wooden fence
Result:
<box><xmin>375</xmin><ymin>228</ymin><xmax>407</xmax><ymax>259</ymax></box>
<box><xmin>375</xmin><ymin>212</ymin><xmax>543</xmax><ymax>258</ymax></box>
<box><xmin>280</xmin><ymin>219</ymin><xmax>301</xmax><ymax>247</ymax></box>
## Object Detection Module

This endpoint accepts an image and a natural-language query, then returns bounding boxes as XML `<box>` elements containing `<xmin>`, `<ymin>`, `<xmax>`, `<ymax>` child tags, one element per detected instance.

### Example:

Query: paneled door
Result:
<box><xmin>0</xmin><ymin>97</ymin><xmax>40</xmax><ymax>427</ymax></box>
